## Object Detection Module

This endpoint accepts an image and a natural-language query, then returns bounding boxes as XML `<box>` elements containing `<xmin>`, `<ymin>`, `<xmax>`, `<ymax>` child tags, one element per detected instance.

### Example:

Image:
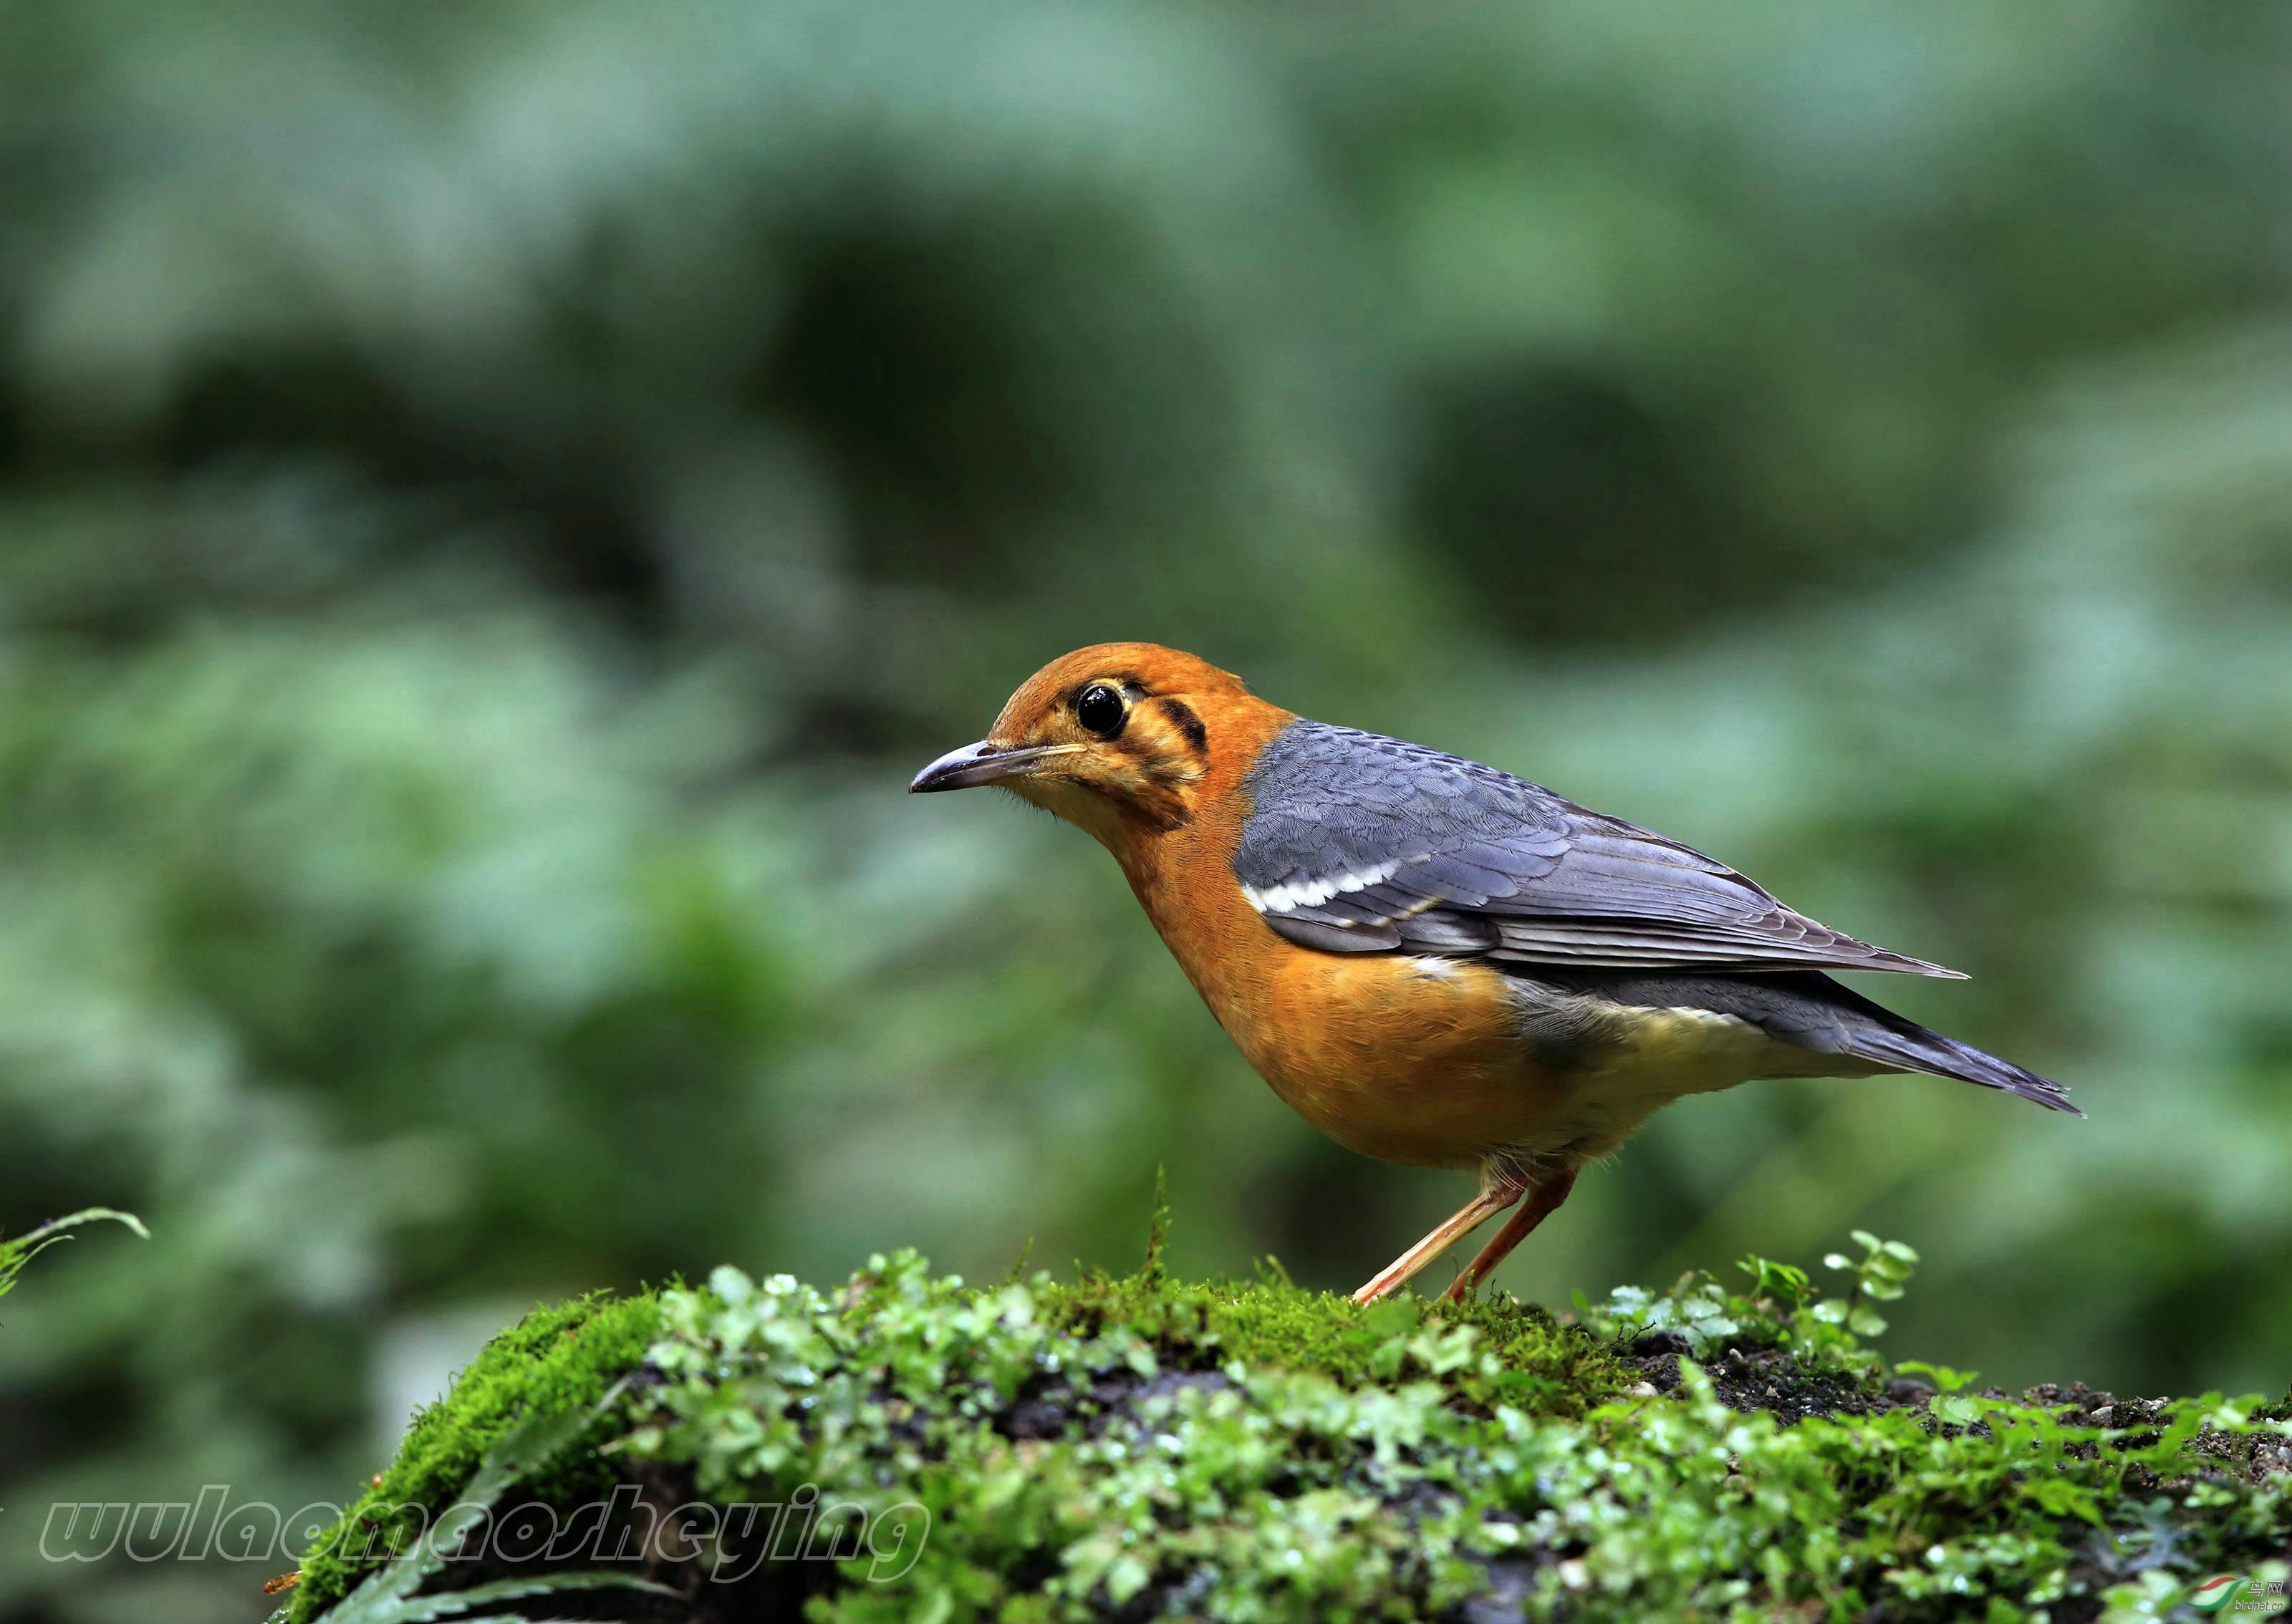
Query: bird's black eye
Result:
<box><xmin>1074</xmin><ymin>682</ymin><xmax>1127</xmax><ymax>738</ymax></box>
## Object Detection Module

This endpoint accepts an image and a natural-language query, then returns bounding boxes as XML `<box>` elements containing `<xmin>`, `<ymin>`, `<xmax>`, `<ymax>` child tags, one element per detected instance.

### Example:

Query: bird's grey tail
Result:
<box><xmin>1837</xmin><ymin>1007</ymin><xmax>2081</xmax><ymax>1116</ymax></box>
<box><xmin>1523</xmin><ymin>968</ymin><xmax>2083</xmax><ymax>1117</ymax></box>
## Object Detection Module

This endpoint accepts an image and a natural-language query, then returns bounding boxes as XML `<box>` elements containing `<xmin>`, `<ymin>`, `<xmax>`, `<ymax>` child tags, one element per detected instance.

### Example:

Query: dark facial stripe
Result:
<box><xmin>1158</xmin><ymin>697</ymin><xmax>1209</xmax><ymax>753</ymax></box>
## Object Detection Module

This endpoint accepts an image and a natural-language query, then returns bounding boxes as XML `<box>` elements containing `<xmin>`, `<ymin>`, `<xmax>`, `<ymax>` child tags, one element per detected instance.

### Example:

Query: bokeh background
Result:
<box><xmin>4</xmin><ymin>3</ymin><xmax>2290</xmax><ymax>1618</ymax></box>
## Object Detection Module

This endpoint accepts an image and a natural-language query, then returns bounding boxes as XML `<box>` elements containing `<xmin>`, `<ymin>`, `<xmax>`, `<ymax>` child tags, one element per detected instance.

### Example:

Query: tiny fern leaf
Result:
<box><xmin>309</xmin><ymin>1381</ymin><xmax>640</xmax><ymax>1624</ymax></box>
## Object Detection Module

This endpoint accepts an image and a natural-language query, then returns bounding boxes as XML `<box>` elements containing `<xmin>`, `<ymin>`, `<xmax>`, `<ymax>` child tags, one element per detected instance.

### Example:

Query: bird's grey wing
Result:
<box><xmin>1231</xmin><ymin>720</ymin><xmax>1962</xmax><ymax>977</ymax></box>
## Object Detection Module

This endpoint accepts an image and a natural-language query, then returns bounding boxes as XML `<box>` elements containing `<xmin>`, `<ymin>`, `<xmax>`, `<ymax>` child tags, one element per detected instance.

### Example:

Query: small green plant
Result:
<box><xmin>0</xmin><ymin>1207</ymin><xmax>147</xmax><ymax>1313</ymax></box>
<box><xmin>1578</xmin><ymin>1229</ymin><xmax>1923</xmax><ymax>1373</ymax></box>
<box><xmin>1895</xmin><ymin>1360</ymin><xmax>1983</xmax><ymax>1425</ymax></box>
<box><xmin>1735</xmin><ymin>1252</ymin><xmax>1814</xmax><ymax>1309</ymax></box>
<box><xmin>1814</xmin><ymin>1229</ymin><xmax>1919</xmax><ymax>1338</ymax></box>
<box><xmin>1586</xmin><ymin>1275</ymin><xmax>1743</xmax><ymax>1354</ymax></box>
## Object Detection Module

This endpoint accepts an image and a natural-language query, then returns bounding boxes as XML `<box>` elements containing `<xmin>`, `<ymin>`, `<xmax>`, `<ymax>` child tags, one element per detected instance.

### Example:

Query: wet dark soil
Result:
<box><xmin>1617</xmin><ymin>1328</ymin><xmax>1927</xmax><ymax>1424</ymax></box>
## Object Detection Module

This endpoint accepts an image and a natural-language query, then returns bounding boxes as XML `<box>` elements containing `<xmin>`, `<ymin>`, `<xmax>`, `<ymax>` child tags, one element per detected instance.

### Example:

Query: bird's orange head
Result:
<box><xmin>909</xmin><ymin>642</ymin><xmax>1285</xmax><ymax>847</ymax></box>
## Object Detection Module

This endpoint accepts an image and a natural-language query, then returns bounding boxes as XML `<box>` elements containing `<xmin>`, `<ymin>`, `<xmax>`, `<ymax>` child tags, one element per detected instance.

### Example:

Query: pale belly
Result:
<box><xmin>1521</xmin><ymin>1000</ymin><xmax>1853</xmax><ymax>1163</ymax></box>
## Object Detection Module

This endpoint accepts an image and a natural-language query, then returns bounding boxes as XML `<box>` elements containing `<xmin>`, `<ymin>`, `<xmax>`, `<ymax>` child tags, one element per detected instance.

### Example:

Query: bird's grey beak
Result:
<box><xmin>908</xmin><ymin>740</ymin><xmax>1074</xmax><ymax>793</ymax></box>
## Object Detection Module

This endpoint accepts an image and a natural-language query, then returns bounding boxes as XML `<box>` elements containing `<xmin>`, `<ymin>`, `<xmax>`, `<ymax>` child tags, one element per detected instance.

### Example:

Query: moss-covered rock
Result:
<box><xmin>287</xmin><ymin>1243</ymin><xmax>2291</xmax><ymax>1624</ymax></box>
<box><xmin>289</xmin><ymin>1290</ymin><xmax>663</xmax><ymax>1616</ymax></box>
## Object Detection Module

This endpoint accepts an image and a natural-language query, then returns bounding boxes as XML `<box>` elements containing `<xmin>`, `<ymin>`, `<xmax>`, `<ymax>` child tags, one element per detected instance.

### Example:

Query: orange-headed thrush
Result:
<box><xmin>911</xmin><ymin>643</ymin><xmax>2076</xmax><ymax>1303</ymax></box>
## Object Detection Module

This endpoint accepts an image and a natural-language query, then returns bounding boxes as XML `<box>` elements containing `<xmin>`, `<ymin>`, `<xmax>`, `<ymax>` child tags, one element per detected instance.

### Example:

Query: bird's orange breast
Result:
<box><xmin>1113</xmin><ymin>795</ymin><xmax>1571</xmax><ymax>1170</ymax></box>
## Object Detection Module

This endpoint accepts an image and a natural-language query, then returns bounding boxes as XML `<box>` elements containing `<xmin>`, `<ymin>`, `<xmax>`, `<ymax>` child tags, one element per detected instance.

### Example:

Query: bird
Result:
<box><xmin>910</xmin><ymin>643</ymin><xmax>2076</xmax><ymax>1305</ymax></box>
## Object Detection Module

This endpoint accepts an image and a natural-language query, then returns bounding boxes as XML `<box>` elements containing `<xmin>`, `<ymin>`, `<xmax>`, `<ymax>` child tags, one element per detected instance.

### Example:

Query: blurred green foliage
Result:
<box><xmin>1</xmin><ymin>3</ymin><xmax>2287</xmax><ymax>1619</ymax></box>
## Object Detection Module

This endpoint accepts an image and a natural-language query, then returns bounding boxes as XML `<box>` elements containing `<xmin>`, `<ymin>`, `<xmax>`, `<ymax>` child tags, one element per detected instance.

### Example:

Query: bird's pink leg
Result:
<box><xmin>1352</xmin><ymin>1176</ymin><xmax>1524</xmax><ymax>1305</ymax></box>
<box><xmin>1440</xmin><ymin>1166</ymin><xmax>1579</xmax><ymax>1303</ymax></box>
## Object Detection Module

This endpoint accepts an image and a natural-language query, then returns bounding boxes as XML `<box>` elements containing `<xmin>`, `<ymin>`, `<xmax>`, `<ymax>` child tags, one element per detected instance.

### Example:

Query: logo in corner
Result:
<box><xmin>2193</xmin><ymin>1577</ymin><xmax>2252</xmax><ymax>1615</ymax></box>
<box><xmin>2194</xmin><ymin>1574</ymin><xmax>2292</xmax><ymax>1616</ymax></box>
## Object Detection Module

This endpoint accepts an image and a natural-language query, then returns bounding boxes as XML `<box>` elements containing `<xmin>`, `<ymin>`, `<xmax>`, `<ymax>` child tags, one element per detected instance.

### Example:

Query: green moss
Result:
<box><xmin>286</xmin><ymin>1247</ymin><xmax>2291</xmax><ymax>1624</ymax></box>
<box><xmin>288</xmin><ymin>1289</ymin><xmax>660</xmax><ymax>1622</ymax></box>
<box><xmin>1034</xmin><ymin>1266</ymin><xmax>1630</xmax><ymax>1419</ymax></box>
